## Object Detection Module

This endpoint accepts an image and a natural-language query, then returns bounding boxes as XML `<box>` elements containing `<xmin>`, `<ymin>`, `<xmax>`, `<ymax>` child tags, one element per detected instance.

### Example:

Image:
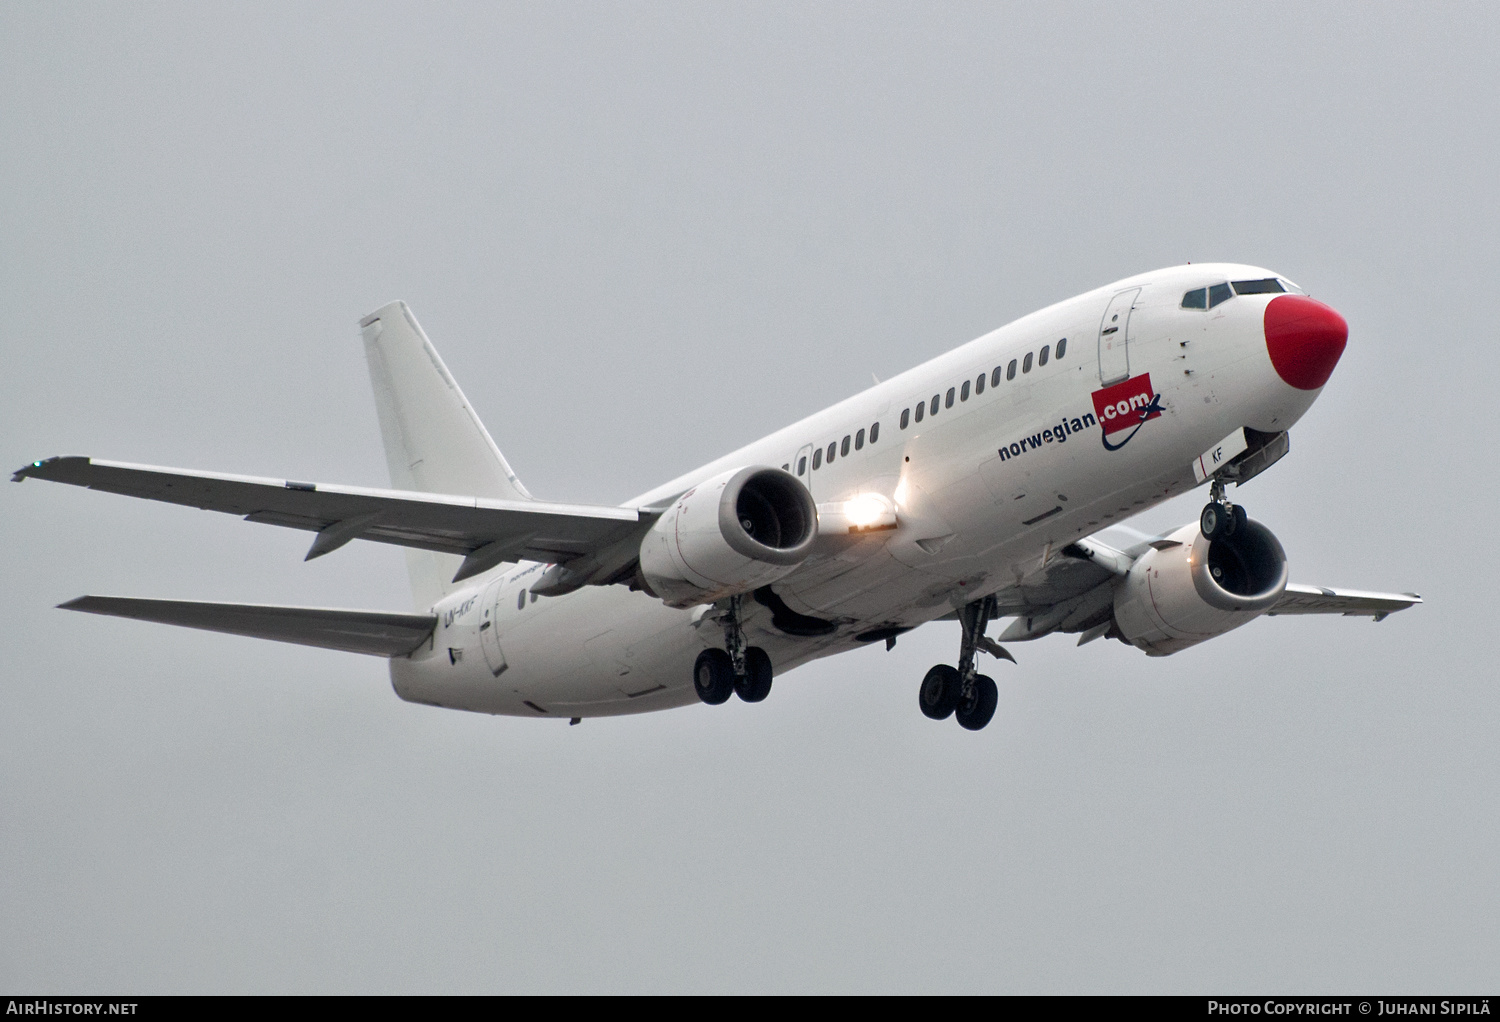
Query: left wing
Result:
<box><xmin>13</xmin><ymin>456</ymin><xmax>653</xmax><ymax>585</ymax></box>
<box><xmin>990</xmin><ymin>536</ymin><xmax>1421</xmax><ymax>644</ymax></box>
<box><xmin>1265</xmin><ymin>583</ymin><xmax>1422</xmax><ymax>621</ymax></box>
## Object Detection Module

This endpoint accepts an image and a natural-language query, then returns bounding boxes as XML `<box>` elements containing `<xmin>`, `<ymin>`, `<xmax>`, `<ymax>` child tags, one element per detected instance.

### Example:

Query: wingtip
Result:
<box><xmin>12</xmin><ymin>456</ymin><xmax>58</xmax><ymax>482</ymax></box>
<box><xmin>12</xmin><ymin>456</ymin><xmax>87</xmax><ymax>483</ymax></box>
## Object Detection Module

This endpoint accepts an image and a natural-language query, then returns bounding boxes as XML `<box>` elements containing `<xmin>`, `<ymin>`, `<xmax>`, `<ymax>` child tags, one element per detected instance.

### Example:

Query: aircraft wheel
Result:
<box><xmin>694</xmin><ymin>648</ymin><xmax>735</xmax><ymax>705</ymax></box>
<box><xmin>1200</xmin><ymin>501</ymin><xmax>1229</xmax><ymax>540</ymax></box>
<box><xmin>955</xmin><ymin>675</ymin><xmax>999</xmax><ymax>731</ymax></box>
<box><xmin>735</xmin><ymin>646</ymin><xmax>774</xmax><ymax>703</ymax></box>
<box><xmin>919</xmin><ymin>664</ymin><xmax>962</xmax><ymax>720</ymax></box>
<box><xmin>1227</xmin><ymin>503</ymin><xmax>1248</xmax><ymax>537</ymax></box>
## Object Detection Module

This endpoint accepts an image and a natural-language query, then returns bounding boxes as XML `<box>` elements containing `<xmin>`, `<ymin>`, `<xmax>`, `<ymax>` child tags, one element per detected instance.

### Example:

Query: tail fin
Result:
<box><xmin>359</xmin><ymin>301</ymin><xmax>530</xmax><ymax>609</ymax></box>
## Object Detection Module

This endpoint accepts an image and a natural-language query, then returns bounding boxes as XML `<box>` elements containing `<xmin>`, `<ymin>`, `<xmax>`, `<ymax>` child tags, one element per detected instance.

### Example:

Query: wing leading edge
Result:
<box><xmin>13</xmin><ymin>456</ymin><xmax>653</xmax><ymax>585</ymax></box>
<box><xmin>60</xmin><ymin>596</ymin><xmax>436</xmax><ymax>657</ymax></box>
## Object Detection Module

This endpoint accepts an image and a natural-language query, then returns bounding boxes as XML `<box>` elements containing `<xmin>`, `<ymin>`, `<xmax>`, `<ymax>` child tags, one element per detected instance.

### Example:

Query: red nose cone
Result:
<box><xmin>1264</xmin><ymin>294</ymin><xmax>1348</xmax><ymax>390</ymax></box>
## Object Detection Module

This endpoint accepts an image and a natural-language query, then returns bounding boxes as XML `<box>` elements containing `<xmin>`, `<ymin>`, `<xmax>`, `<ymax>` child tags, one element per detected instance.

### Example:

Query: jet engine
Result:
<box><xmin>1112</xmin><ymin>518</ymin><xmax>1289</xmax><ymax>656</ymax></box>
<box><xmin>639</xmin><ymin>466</ymin><xmax>818</xmax><ymax>608</ymax></box>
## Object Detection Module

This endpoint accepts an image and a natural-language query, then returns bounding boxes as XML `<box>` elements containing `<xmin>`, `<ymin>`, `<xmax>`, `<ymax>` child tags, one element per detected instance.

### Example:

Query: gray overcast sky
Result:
<box><xmin>3</xmin><ymin>1</ymin><xmax>1496</xmax><ymax>993</ymax></box>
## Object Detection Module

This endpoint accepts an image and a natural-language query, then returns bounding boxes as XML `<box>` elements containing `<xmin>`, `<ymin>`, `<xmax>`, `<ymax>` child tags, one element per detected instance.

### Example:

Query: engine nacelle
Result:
<box><xmin>639</xmin><ymin>466</ymin><xmax>818</xmax><ymax>608</ymax></box>
<box><xmin>1113</xmin><ymin>518</ymin><xmax>1289</xmax><ymax>656</ymax></box>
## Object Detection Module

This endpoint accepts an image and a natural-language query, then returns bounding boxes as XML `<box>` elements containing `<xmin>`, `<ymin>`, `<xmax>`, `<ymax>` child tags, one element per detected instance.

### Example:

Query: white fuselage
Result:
<box><xmin>393</xmin><ymin>264</ymin><xmax>1321</xmax><ymax>718</ymax></box>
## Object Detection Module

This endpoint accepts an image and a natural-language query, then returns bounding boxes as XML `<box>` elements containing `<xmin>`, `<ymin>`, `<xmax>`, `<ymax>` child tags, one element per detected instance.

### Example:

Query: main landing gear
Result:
<box><xmin>694</xmin><ymin>594</ymin><xmax>774</xmax><ymax>706</ymax></box>
<box><xmin>1200</xmin><ymin>477</ymin><xmax>1247</xmax><ymax>541</ymax></box>
<box><xmin>919</xmin><ymin>595</ymin><xmax>1014</xmax><ymax>731</ymax></box>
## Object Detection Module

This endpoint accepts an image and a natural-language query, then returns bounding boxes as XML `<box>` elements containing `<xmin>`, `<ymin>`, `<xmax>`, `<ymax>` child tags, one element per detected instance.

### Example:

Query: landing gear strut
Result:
<box><xmin>694</xmin><ymin>594</ymin><xmax>773</xmax><ymax>706</ymax></box>
<box><xmin>918</xmin><ymin>595</ymin><xmax>1012</xmax><ymax>731</ymax></box>
<box><xmin>1200</xmin><ymin>477</ymin><xmax>1248</xmax><ymax>541</ymax></box>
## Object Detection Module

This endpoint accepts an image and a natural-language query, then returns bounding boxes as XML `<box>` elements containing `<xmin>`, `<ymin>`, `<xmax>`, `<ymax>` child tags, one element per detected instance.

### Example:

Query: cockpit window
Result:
<box><xmin>1181</xmin><ymin>287</ymin><xmax>1207</xmax><ymax>309</ymax></box>
<box><xmin>1278</xmin><ymin>277</ymin><xmax>1306</xmax><ymax>295</ymax></box>
<box><xmin>1231</xmin><ymin>278</ymin><xmax>1286</xmax><ymax>295</ymax></box>
<box><xmin>1207</xmin><ymin>282</ymin><xmax>1233</xmax><ymax>308</ymax></box>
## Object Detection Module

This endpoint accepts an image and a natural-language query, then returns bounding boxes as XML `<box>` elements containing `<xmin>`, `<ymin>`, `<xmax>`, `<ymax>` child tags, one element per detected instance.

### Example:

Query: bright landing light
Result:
<box><xmin>844</xmin><ymin>493</ymin><xmax>891</xmax><ymax>528</ymax></box>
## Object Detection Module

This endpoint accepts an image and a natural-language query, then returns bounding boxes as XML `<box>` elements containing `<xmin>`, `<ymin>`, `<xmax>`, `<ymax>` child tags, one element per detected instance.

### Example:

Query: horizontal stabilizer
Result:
<box><xmin>60</xmin><ymin>596</ymin><xmax>436</xmax><ymax>657</ymax></box>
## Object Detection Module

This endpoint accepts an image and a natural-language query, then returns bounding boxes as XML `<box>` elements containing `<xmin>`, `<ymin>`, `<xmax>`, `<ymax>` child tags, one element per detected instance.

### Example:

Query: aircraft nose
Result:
<box><xmin>1264</xmin><ymin>294</ymin><xmax>1348</xmax><ymax>390</ymax></box>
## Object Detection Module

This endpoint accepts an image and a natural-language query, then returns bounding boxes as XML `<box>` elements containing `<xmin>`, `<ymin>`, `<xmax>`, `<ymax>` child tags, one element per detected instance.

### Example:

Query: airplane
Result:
<box><xmin>13</xmin><ymin>263</ymin><xmax>1420</xmax><ymax>731</ymax></box>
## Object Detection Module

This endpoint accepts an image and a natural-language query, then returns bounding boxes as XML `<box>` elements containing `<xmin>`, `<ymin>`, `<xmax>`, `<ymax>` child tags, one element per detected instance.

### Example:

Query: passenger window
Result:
<box><xmin>914</xmin><ymin>402</ymin><xmax>924</xmax><ymax>423</ymax></box>
<box><xmin>813</xmin><ymin>448</ymin><xmax>822</xmax><ymax>469</ymax></box>
<box><xmin>1056</xmin><ymin>337</ymin><xmax>1066</xmax><ymax>359</ymax></box>
<box><xmin>946</xmin><ymin>387</ymin><xmax>955</xmax><ymax>408</ymax></box>
<box><xmin>855</xmin><ymin>428</ymin><xmax>865</xmax><ymax>450</ymax></box>
<box><xmin>975</xmin><ymin>373</ymin><xmax>985</xmax><ymax>395</ymax></box>
<box><xmin>960</xmin><ymin>380</ymin><xmax>970</xmax><ymax>401</ymax></box>
<box><xmin>900</xmin><ymin>408</ymin><xmax>910</xmax><ymax>429</ymax></box>
<box><xmin>781</xmin><ymin>463</ymin><xmax>789</xmax><ymax>471</ymax></box>
<box><xmin>1208</xmin><ymin>282</ymin><xmax>1233</xmax><ymax>308</ymax></box>
<box><xmin>930</xmin><ymin>395</ymin><xmax>939</xmax><ymax>415</ymax></box>
<box><xmin>517</xmin><ymin>590</ymin><xmax>526</xmax><ymax>610</ymax></box>
<box><xmin>1023</xmin><ymin>352</ymin><xmax>1033</xmax><ymax>373</ymax></box>
<box><xmin>827</xmin><ymin>441</ymin><xmax>837</xmax><ymax>463</ymax></box>
<box><xmin>1181</xmin><ymin>288</ymin><xmax>1207</xmax><ymax>309</ymax></box>
<box><xmin>870</xmin><ymin>421</ymin><xmax>879</xmax><ymax>443</ymax></box>
<box><xmin>992</xmin><ymin>366</ymin><xmax>1002</xmax><ymax>387</ymax></box>
<box><xmin>1039</xmin><ymin>344</ymin><xmax>1049</xmax><ymax>366</ymax></box>
<box><xmin>841</xmin><ymin>435</ymin><xmax>851</xmax><ymax>457</ymax></box>
<box><xmin>797</xmin><ymin>456</ymin><xmax>806</xmax><ymax>475</ymax></box>
<box><xmin>1007</xmin><ymin>359</ymin><xmax>1017</xmax><ymax>381</ymax></box>
<box><xmin>530</xmin><ymin>592</ymin><xmax>538</xmax><ymax>604</ymax></box>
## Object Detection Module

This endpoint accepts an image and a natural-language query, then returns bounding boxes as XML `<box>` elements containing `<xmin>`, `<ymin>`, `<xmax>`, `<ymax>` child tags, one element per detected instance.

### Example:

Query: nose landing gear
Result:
<box><xmin>1200</xmin><ymin>477</ymin><xmax>1248</xmax><ymax>541</ymax></box>
<box><xmin>694</xmin><ymin>594</ymin><xmax>775</xmax><ymax>706</ymax></box>
<box><xmin>918</xmin><ymin>595</ymin><xmax>1011</xmax><ymax>731</ymax></box>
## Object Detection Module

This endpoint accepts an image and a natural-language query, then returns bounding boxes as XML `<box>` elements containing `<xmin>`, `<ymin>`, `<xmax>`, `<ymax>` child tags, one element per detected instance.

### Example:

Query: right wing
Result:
<box><xmin>60</xmin><ymin>596</ymin><xmax>436</xmax><ymax>657</ymax></box>
<box><xmin>14</xmin><ymin>456</ymin><xmax>654</xmax><ymax>585</ymax></box>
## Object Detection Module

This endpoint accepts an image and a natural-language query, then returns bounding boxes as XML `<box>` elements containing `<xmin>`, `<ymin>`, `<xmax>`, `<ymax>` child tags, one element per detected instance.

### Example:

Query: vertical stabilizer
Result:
<box><xmin>359</xmin><ymin>301</ymin><xmax>530</xmax><ymax>609</ymax></box>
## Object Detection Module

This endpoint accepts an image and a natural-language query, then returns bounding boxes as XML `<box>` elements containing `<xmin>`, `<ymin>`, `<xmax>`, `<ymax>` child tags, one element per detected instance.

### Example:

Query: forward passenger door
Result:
<box><xmin>1098</xmin><ymin>288</ymin><xmax>1140</xmax><ymax>386</ymax></box>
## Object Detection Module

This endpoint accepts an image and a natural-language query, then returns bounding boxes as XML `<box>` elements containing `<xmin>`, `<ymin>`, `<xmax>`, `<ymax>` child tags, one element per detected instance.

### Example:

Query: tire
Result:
<box><xmin>1200</xmin><ymin>501</ymin><xmax>1227</xmax><ymax>540</ymax></box>
<box><xmin>919</xmin><ymin>664</ymin><xmax>962</xmax><ymax>720</ymax></box>
<box><xmin>693</xmin><ymin>648</ymin><xmax>735</xmax><ymax>705</ymax></box>
<box><xmin>1228</xmin><ymin>503</ymin><xmax>1248</xmax><ymax>537</ymax></box>
<box><xmin>735</xmin><ymin>646</ymin><xmax>774</xmax><ymax>703</ymax></box>
<box><xmin>955</xmin><ymin>675</ymin><xmax>999</xmax><ymax>731</ymax></box>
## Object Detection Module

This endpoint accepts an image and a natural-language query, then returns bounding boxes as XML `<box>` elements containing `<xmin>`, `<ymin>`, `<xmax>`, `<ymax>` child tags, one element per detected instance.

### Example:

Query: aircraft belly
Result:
<box><xmin>779</xmin><ymin>547</ymin><xmax>909</xmax><ymax>619</ymax></box>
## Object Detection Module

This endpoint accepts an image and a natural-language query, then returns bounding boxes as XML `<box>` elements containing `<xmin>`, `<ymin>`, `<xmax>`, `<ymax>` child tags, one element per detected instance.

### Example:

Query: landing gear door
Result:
<box><xmin>1098</xmin><ymin>287</ymin><xmax>1140</xmax><ymax>386</ymax></box>
<box><xmin>478</xmin><ymin>578</ymin><xmax>508</xmax><ymax>677</ymax></box>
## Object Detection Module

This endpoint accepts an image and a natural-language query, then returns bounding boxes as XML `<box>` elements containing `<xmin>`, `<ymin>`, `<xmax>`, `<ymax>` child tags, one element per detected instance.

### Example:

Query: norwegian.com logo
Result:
<box><xmin>1091</xmin><ymin>373</ymin><xmax>1163</xmax><ymax>451</ymax></box>
<box><xmin>995</xmin><ymin>372</ymin><xmax>1165</xmax><ymax>464</ymax></box>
